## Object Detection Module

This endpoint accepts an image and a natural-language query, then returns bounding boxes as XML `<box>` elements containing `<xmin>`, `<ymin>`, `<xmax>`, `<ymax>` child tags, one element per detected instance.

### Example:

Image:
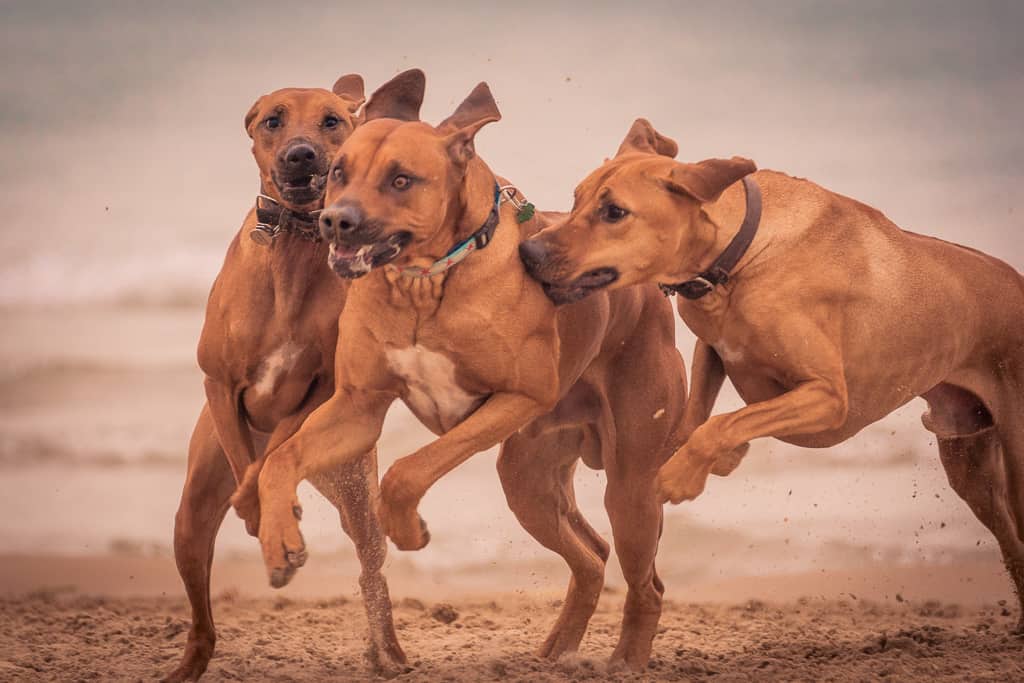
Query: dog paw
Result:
<box><xmin>656</xmin><ymin>454</ymin><xmax>712</xmax><ymax>504</ymax></box>
<box><xmin>710</xmin><ymin>442</ymin><xmax>750</xmax><ymax>477</ymax></box>
<box><xmin>379</xmin><ymin>465</ymin><xmax>431</xmax><ymax>551</ymax></box>
<box><xmin>381</xmin><ymin>503</ymin><xmax>431</xmax><ymax>551</ymax></box>
<box><xmin>366</xmin><ymin>640</ymin><xmax>412</xmax><ymax>679</ymax></box>
<box><xmin>259</xmin><ymin>501</ymin><xmax>307</xmax><ymax>588</ymax></box>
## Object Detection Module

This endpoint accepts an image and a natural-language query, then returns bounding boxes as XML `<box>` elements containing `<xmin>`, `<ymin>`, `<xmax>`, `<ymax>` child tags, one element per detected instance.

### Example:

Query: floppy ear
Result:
<box><xmin>665</xmin><ymin>157</ymin><xmax>757</xmax><ymax>203</ymax></box>
<box><xmin>244</xmin><ymin>97</ymin><xmax>264</xmax><ymax>138</ymax></box>
<box><xmin>332</xmin><ymin>73</ymin><xmax>365</xmax><ymax>113</ymax></box>
<box><xmin>440</xmin><ymin>82</ymin><xmax>502</xmax><ymax>166</ymax></box>
<box><xmin>362</xmin><ymin>68</ymin><xmax>426</xmax><ymax>122</ymax></box>
<box><xmin>615</xmin><ymin>118</ymin><xmax>678</xmax><ymax>158</ymax></box>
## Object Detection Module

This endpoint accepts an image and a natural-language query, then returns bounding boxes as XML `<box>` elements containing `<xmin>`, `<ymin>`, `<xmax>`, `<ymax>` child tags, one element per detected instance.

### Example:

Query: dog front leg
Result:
<box><xmin>379</xmin><ymin>392</ymin><xmax>545</xmax><ymax>550</ymax></box>
<box><xmin>203</xmin><ymin>377</ymin><xmax>256</xmax><ymax>485</ymax></box>
<box><xmin>231</xmin><ymin>378</ymin><xmax>334</xmax><ymax>537</ymax></box>
<box><xmin>679</xmin><ymin>340</ymin><xmax>726</xmax><ymax>438</ymax></box>
<box><xmin>658</xmin><ymin>377</ymin><xmax>848</xmax><ymax>503</ymax></box>
<box><xmin>254</xmin><ymin>387</ymin><xmax>391</xmax><ymax>588</ymax></box>
<box><xmin>674</xmin><ymin>342</ymin><xmax>749</xmax><ymax>477</ymax></box>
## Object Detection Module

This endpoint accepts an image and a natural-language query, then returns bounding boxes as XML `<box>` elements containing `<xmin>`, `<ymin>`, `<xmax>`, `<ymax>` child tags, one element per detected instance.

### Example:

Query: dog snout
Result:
<box><xmin>519</xmin><ymin>239</ymin><xmax>551</xmax><ymax>277</ymax></box>
<box><xmin>279</xmin><ymin>142</ymin><xmax>318</xmax><ymax>170</ymax></box>
<box><xmin>319</xmin><ymin>202</ymin><xmax>365</xmax><ymax>240</ymax></box>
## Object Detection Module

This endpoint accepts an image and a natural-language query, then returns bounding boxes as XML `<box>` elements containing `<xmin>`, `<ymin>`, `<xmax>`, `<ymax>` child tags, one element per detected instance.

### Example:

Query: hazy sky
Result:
<box><xmin>1</xmin><ymin>0</ymin><xmax>1021</xmax><ymax>305</ymax></box>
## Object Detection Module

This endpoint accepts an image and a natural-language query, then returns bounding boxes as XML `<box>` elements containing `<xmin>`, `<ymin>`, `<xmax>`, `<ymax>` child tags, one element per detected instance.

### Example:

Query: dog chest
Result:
<box><xmin>385</xmin><ymin>345</ymin><xmax>484</xmax><ymax>433</ymax></box>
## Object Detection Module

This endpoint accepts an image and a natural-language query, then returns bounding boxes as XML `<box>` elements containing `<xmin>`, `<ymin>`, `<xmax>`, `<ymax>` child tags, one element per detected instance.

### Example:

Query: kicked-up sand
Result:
<box><xmin>0</xmin><ymin>554</ymin><xmax>1020</xmax><ymax>682</ymax></box>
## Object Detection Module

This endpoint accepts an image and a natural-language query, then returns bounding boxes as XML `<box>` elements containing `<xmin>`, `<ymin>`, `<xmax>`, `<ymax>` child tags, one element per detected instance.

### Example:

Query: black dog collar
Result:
<box><xmin>250</xmin><ymin>194</ymin><xmax>323</xmax><ymax>246</ymax></box>
<box><xmin>659</xmin><ymin>175</ymin><xmax>762</xmax><ymax>300</ymax></box>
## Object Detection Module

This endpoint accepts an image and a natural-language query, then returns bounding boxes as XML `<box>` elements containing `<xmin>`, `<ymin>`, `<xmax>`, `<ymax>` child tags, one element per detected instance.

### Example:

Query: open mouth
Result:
<box><xmin>274</xmin><ymin>172</ymin><xmax>327</xmax><ymax>205</ymax></box>
<box><xmin>327</xmin><ymin>232</ymin><xmax>412</xmax><ymax>279</ymax></box>
<box><xmin>541</xmin><ymin>267</ymin><xmax>619</xmax><ymax>305</ymax></box>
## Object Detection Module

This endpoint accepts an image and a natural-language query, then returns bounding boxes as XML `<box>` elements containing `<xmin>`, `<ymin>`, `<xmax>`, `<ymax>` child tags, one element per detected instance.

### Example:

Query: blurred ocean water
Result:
<box><xmin>0</xmin><ymin>1</ymin><xmax>1018</xmax><ymax>578</ymax></box>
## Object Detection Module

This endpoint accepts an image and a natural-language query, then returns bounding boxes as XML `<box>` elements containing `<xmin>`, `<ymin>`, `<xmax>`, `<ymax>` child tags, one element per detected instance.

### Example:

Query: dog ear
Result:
<box><xmin>615</xmin><ymin>118</ymin><xmax>678</xmax><ymax>158</ymax></box>
<box><xmin>332</xmin><ymin>73</ymin><xmax>366</xmax><ymax>113</ymax></box>
<box><xmin>664</xmin><ymin>157</ymin><xmax>757</xmax><ymax>203</ymax></box>
<box><xmin>362</xmin><ymin>68</ymin><xmax>426</xmax><ymax>122</ymax></box>
<box><xmin>244</xmin><ymin>97</ymin><xmax>264</xmax><ymax>138</ymax></box>
<box><xmin>440</xmin><ymin>82</ymin><xmax>502</xmax><ymax>166</ymax></box>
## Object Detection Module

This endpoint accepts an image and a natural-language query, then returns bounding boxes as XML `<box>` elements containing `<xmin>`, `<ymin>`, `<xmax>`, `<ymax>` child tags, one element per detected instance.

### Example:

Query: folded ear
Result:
<box><xmin>665</xmin><ymin>157</ymin><xmax>757</xmax><ymax>203</ymax></box>
<box><xmin>244</xmin><ymin>96</ymin><xmax>264</xmax><ymax>138</ymax></box>
<box><xmin>616</xmin><ymin>118</ymin><xmax>678</xmax><ymax>158</ymax></box>
<box><xmin>363</xmin><ymin>68</ymin><xmax>426</xmax><ymax>122</ymax></box>
<box><xmin>441</xmin><ymin>82</ymin><xmax>502</xmax><ymax>166</ymax></box>
<box><xmin>332</xmin><ymin>73</ymin><xmax>365</xmax><ymax>113</ymax></box>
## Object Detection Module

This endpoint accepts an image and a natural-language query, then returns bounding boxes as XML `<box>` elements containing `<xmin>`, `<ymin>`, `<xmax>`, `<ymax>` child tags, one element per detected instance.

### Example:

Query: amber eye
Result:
<box><xmin>264</xmin><ymin>116</ymin><xmax>281</xmax><ymax>130</ymax></box>
<box><xmin>603</xmin><ymin>203</ymin><xmax>629</xmax><ymax>222</ymax></box>
<box><xmin>322</xmin><ymin>115</ymin><xmax>340</xmax><ymax>129</ymax></box>
<box><xmin>392</xmin><ymin>175</ymin><xmax>411</xmax><ymax>191</ymax></box>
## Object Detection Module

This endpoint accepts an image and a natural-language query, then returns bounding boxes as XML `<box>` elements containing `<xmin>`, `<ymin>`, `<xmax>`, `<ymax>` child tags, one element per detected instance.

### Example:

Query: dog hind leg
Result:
<box><xmin>497</xmin><ymin>425</ymin><xmax>609</xmax><ymax>660</ymax></box>
<box><xmin>923</xmin><ymin>382</ymin><xmax>1024</xmax><ymax>632</ymax></box>
<box><xmin>309</xmin><ymin>449</ymin><xmax>408</xmax><ymax>678</ymax></box>
<box><xmin>164</xmin><ymin>405</ymin><xmax>235</xmax><ymax>682</ymax></box>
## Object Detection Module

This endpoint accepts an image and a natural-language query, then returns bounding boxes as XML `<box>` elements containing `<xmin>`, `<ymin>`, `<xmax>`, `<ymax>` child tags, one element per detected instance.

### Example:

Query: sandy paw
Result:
<box><xmin>260</xmin><ymin>502</ymin><xmax>307</xmax><ymax>588</ymax></box>
<box><xmin>161</xmin><ymin>638</ymin><xmax>213</xmax><ymax>682</ymax></box>
<box><xmin>367</xmin><ymin>641</ymin><xmax>411</xmax><ymax>679</ymax></box>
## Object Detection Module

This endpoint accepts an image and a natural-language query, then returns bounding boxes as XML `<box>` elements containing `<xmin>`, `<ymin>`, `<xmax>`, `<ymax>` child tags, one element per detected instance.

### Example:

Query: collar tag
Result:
<box><xmin>500</xmin><ymin>185</ymin><xmax>536</xmax><ymax>223</ymax></box>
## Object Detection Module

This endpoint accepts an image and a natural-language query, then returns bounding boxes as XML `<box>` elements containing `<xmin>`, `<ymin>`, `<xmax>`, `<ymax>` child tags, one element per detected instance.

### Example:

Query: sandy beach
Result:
<box><xmin>0</xmin><ymin>554</ymin><xmax>1020</xmax><ymax>682</ymax></box>
<box><xmin>2</xmin><ymin>1</ymin><xmax>1023</xmax><ymax>681</ymax></box>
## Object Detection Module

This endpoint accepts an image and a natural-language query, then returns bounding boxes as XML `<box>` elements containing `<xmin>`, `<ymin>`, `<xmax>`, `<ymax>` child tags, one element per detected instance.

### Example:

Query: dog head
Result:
<box><xmin>244</xmin><ymin>74</ymin><xmax>366</xmax><ymax>211</ymax></box>
<box><xmin>519</xmin><ymin>118</ymin><xmax>755</xmax><ymax>304</ymax></box>
<box><xmin>319</xmin><ymin>79</ymin><xmax>500</xmax><ymax>279</ymax></box>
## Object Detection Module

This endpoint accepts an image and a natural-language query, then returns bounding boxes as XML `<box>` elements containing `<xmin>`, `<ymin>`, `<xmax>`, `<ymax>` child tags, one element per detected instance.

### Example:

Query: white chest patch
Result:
<box><xmin>386</xmin><ymin>345</ymin><xmax>481</xmax><ymax>432</ymax></box>
<box><xmin>253</xmin><ymin>341</ymin><xmax>303</xmax><ymax>397</ymax></box>
<box><xmin>714</xmin><ymin>340</ymin><xmax>745</xmax><ymax>364</ymax></box>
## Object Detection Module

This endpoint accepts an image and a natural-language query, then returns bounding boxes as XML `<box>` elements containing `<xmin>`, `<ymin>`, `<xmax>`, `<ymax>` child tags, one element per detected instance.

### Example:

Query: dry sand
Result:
<box><xmin>0</xmin><ymin>554</ymin><xmax>1020</xmax><ymax>681</ymax></box>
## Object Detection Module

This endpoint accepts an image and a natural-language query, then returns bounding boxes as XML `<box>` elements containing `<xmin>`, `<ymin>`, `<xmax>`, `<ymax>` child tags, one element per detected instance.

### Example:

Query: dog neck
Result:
<box><xmin>249</xmin><ymin>185</ymin><xmax>324</xmax><ymax>245</ymax></box>
<box><xmin>240</xmin><ymin>199</ymin><xmax>332</xmax><ymax>309</ymax></box>
<box><xmin>383</xmin><ymin>158</ymin><xmax>500</xmax><ymax>279</ymax></box>
<box><xmin>371</xmin><ymin>158</ymin><xmax>519</xmax><ymax>309</ymax></box>
<box><xmin>660</xmin><ymin>176</ymin><xmax>763</xmax><ymax>300</ymax></box>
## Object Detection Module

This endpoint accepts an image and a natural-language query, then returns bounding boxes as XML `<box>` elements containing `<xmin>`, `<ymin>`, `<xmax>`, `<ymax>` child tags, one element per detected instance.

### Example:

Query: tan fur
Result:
<box><xmin>241</xmin><ymin>85</ymin><xmax>689</xmax><ymax>671</ymax></box>
<box><xmin>165</xmin><ymin>72</ymin><xmax>426</xmax><ymax>683</ymax></box>
<box><xmin>521</xmin><ymin>117</ymin><xmax>1024</xmax><ymax>632</ymax></box>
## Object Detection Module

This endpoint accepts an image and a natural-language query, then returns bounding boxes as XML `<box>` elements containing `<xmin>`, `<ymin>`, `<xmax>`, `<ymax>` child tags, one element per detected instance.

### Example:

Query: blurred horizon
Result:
<box><xmin>0</xmin><ymin>1</ymin><xmax>1021</xmax><ymax>586</ymax></box>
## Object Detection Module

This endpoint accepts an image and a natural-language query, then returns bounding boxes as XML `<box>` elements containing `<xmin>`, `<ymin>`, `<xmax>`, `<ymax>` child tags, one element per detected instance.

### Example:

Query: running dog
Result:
<box><xmin>240</xmin><ymin>84</ymin><xmax>689</xmax><ymax>670</ymax></box>
<box><xmin>166</xmin><ymin>70</ymin><xmax>425</xmax><ymax>682</ymax></box>
<box><xmin>519</xmin><ymin>117</ymin><xmax>1024</xmax><ymax>630</ymax></box>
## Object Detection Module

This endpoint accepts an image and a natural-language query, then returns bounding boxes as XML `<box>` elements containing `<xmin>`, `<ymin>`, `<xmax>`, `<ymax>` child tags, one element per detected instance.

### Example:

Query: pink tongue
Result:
<box><xmin>334</xmin><ymin>244</ymin><xmax>361</xmax><ymax>257</ymax></box>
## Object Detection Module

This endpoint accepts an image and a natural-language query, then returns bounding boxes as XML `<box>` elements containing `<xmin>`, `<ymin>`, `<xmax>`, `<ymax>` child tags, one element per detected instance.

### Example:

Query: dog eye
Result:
<box><xmin>264</xmin><ymin>116</ymin><xmax>281</xmax><ymax>130</ymax></box>
<box><xmin>331</xmin><ymin>166</ymin><xmax>345</xmax><ymax>183</ymax></box>
<box><xmin>322</xmin><ymin>115</ymin><xmax>341</xmax><ymax>129</ymax></box>
<box><xmin>392</xmin><ymin>175</ymin><xmax>411</xmax><ymax>191</ymax></box>
<box><xmin>603</xmin><ymin>204</ymin><xmax>629</xmax><ymax>222</ymax></box>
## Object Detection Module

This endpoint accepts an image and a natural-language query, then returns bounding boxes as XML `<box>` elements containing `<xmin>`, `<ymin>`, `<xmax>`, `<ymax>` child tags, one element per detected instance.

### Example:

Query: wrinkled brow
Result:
<box><xmin>572</xmin><ymin>177</ymin><xmax>601</xmax><ymax>212</ymax></box>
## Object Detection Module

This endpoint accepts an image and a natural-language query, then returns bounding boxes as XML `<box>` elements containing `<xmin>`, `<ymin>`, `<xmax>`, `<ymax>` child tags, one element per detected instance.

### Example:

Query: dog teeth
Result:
<box><xmin>349</xmin><ymin>245</ymin><xmax>374</xmax><ymax>274</ymax></box>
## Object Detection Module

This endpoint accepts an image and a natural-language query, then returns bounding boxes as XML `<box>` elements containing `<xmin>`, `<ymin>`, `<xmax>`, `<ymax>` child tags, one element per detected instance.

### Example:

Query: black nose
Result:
<box><xmin>320</xmin><ymin>203</ymin><xmax>365</xmax><ymax>240</ymax></box>
<box><xmin>518</xmin><ymin>239</ymin><xmax>550</xmax><ymax>275</ymax></box>
<box><xmin>281</xmin><ymin>143</ymin><xmax>317</xmax><ymax>167</ymax></box>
